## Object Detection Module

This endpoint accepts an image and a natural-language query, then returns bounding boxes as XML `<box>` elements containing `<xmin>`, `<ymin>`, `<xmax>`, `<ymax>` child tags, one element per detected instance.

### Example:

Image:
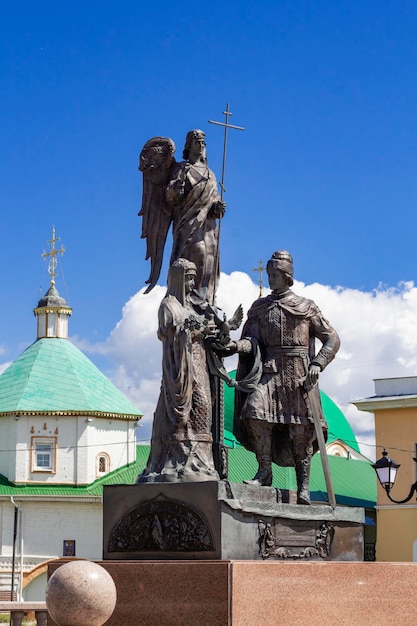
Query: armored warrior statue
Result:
<box><xmin>218</xmin><ymin>251</ymin><xmax>340</xmax><ymax>504</ymax></box>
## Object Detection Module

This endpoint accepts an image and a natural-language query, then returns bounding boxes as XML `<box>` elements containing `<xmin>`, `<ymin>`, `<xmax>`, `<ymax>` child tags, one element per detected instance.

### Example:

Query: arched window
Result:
<box><xmin>327</xmin><ymin>442</ymin><xmax>348</xmax><ymax>458</ymax></box>
<box><xmin>96</xmin><ymin>453</ymin><xmax>110</xmax><ymax>477</ymax></box>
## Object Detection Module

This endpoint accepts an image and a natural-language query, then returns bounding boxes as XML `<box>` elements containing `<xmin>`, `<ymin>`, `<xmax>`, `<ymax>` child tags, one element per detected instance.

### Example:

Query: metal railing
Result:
<box><xmin>0</xmin><ymin>602</ymin><xmax>47</xmax><ymax>626</ymax></box>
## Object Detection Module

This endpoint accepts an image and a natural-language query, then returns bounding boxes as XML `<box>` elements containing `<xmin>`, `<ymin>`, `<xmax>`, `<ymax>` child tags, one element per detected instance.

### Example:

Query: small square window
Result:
<box><xmin>36</xmin><ymin>444</ymin><xmax>52</xmax><ymax>468</ymax></box>
<box><xmin>32</xmin><ymin>438</ymin><xmax>56</xmax><ymax>473</ymax></box>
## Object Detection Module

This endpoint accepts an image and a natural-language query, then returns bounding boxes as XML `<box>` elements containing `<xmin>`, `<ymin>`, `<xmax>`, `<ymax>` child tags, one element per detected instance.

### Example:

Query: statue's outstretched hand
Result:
<box><xmin>210</xmin><ymin>339</ymin><xmax>237</xmax><ymax>357</ymax></box>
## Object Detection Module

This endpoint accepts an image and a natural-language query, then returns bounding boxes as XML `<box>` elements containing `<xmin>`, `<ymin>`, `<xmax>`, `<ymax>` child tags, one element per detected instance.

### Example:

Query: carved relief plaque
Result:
<box><xmin>108</xmin><ymin>494</ymin><xmax>214</xmax><ymax>553</ymax></box>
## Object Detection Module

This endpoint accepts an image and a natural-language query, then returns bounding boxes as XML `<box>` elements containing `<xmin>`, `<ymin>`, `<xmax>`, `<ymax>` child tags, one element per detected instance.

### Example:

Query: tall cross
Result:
<box><xmin>208</xmin><ymin>105</ymin><xmax>245</xmax><ymax>479</ymax></box>
<box><xmin>208</xmin><ymin>103</ymin><xmax>245</xmax><ymax>200</ymax></box>
<box><xmin>42</xmin><ymin>227</ymin><xmax>65</xmax><ymax>285</ymax></box>
<box><xmin>253</xmin><ymin>259</ymin><xmax>265</xmax><ymax>298</ymax></box>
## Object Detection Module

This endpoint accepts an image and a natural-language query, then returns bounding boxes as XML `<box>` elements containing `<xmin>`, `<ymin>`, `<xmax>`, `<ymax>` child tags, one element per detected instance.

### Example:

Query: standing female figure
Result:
<box><xmin>137</xmin><ymin>258</ymin><xmax>219</xmax><ymax>483</ymax></box>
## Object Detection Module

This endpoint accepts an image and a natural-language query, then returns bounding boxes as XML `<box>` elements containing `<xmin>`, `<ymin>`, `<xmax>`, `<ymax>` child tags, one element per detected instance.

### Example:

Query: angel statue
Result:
<box><xmin>137</xmin><ymin>258</ymin><xmax>221</xmax><ymax>483</ymax></box>
<box><xmin>139</xmin><ymin>129</ymin><xmax>225</xmax><ymax>307</ymax></box>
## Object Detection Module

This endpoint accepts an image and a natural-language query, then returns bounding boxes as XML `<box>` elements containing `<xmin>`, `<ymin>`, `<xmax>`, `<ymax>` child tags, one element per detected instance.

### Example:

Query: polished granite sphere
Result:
<box><xmin>46</xmin><ymin>560</ymin><xmax>117</xmax><ymax>626</ymax></box>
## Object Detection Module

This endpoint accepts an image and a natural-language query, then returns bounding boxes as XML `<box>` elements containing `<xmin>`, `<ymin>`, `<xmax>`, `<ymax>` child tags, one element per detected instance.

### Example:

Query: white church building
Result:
<box><xmin>0</xmin><ymin>244</ymin><xmax>142</xmax><ymax>600</ymax></box>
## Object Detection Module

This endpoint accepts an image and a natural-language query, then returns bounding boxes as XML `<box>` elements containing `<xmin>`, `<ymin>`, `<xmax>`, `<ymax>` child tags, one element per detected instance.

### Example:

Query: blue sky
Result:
<box><xmin>2</xmin><ymin>2</ymin><xmax>417</xmax><ymax>456</ymax></box>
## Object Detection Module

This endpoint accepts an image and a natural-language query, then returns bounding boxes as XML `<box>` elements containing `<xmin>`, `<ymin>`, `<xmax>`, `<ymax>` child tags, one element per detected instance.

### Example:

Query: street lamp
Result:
<box><xmin>372</xmin><ymin>449</ymin><xmax>417</xmax><ymax>504</ymax></box>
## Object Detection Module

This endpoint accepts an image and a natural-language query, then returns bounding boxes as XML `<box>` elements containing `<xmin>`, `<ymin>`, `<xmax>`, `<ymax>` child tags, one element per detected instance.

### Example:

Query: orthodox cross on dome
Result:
<box><xmin>253</xmin><ymin>259</ymin><xmax>265</xmax><ymax>298</ymax></box>
<box><xmin>42</xmin><ymin>227</ymin><xmax>65</xmax><ymax>286</ymax></box>
<box><xmin>208</xmin><ymin>102</ymin><xmax>245</xmax><ymax>200</ymax></box>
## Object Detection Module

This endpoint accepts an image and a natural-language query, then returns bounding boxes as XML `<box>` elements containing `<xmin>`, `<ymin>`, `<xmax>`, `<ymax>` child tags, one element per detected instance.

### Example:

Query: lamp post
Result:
<box><xmin>372</xmin><ymin>449</ymin><xmax>417</xmax><ymax>504</ymax></box>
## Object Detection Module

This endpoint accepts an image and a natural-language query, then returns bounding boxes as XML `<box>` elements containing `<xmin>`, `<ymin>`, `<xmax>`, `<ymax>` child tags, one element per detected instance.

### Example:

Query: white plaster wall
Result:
<box><xmin>8</xmin><ymin>415</ymin><xmax>136</xmax><ymax>485</ymax></box>
<box><xmin>55</xmin><ymin>416</ymin><xmax>83</xmax><ymax>483</ymax></box>
<box><xmin>0</xmin><ymin>502</ymin><xmax>3</xmax><ymax>556</ymax></box>
<box><xmin>0</xmin><ymin>499</ymin><xmax>103</xmax><ymax>601</ymax></box>
<box><xmin>15</xmin><ymin>416</ymin><xmax>65</xmax><ymax>483</ymax></box>
<box><xmin>82</xmin><ymin>419</ymin><xmax>137</xmax><ymax>483</ymax></box>
<box><xmin>1</xmin><ymin>501</ymin><xmax>18</xmax><ymax>555</ymax></box>
<box><xmin>15</xmin><ymin>441</ymin><xmax>30</xmax><ymax>482</ymax></box>
<box><xmin>0</xmin><ymin>500</ymin><xmax>102</xmax><ymax>560</ymax></box>
<box><xmin>74</xmin><ymin>417</ymin><xmax>90</xmax><ymax>484</ymax></box>
<box><xmin>0</xmin><ymin>417</ymin><xmax>16</xmax><ymax>480</ymax></box>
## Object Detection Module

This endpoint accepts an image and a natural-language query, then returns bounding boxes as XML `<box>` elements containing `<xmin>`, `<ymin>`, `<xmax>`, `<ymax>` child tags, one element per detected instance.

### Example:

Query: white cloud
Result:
<box><xmin>0</xmin><ymin>361</ymin><xmax>12</xmax><ymax>376</ymax></box>
<box><xmin>295</xmin><ymin>279</ymin><xmax>417</xmax><ymax>459</ymax></box>
<box><xmin>82</xmin><ymin>273</ymin><xmax>417</xmax><ymax>460</ymax></box>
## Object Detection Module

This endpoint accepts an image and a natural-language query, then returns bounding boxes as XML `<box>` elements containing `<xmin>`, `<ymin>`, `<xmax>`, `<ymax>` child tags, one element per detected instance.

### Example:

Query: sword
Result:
<box><xmin>305</xmin><ymin>381</ymin><xmax>337</xmax><ymax>510</ymax></box>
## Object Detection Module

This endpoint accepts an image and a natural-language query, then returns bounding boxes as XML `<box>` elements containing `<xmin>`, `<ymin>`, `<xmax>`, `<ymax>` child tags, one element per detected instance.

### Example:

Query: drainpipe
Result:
<box><xmin>18</xmin><ymin>506</ymin><xmax>24</xmax><ymax>601</ymax></box>
<box><xmin>126</xmin><ymin>420</ymin><xmax>130</xmax><ymax>465</ymax></box>
<box><xmin>10</xmin><ymin>497</ymin><xmax>19</xmax><ymax>601</ymax></box>
<box><xmin>74</xmin><ymin>416</ymin><xmax>79</xmax><ymax>486</ymax></box>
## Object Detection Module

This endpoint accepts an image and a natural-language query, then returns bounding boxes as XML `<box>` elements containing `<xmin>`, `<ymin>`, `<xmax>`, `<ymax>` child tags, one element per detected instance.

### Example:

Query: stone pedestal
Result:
<box><xmin>103</xmin><ymin>481</ymin><xmax>364</xmax><ymax>561</ymax></box>
<box><xmin>47</xmin><ymin>561</ymin><xmax>417</xmax><ymax>626</ymax></box>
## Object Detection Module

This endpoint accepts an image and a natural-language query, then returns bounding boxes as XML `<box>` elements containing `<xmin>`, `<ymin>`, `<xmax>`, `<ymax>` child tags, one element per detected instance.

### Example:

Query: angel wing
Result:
<box><xmin>138</xmin><ymin>136</ymin><xmax>177</xmax><ymax>293</ymax></box>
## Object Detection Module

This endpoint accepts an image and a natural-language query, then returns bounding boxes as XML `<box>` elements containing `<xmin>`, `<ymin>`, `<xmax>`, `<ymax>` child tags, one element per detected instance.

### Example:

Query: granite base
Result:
<box><xmin>47</xmin><ymin>560</ymin><xmax>417</xmax><ymax>626</ymax></box>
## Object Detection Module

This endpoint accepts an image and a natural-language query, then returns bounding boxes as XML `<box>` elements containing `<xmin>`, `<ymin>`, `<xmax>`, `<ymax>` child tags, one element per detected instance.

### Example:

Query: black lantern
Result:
<box><xmin>372</xmin><ymin>449</ymin><xmax>417</xmax><ymax>504</ymax></box>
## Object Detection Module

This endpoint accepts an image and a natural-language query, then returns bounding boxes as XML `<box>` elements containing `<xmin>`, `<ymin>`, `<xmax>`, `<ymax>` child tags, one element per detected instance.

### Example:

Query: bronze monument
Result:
<box><xmin>137</xmin><ymin>126</ymin><xmax>340</xmax><ymax>507</ymax></box>
<box><xmin>101</xmin><ymin>116</ymin><xmax>364</xmax><ymax>567</ymax></box>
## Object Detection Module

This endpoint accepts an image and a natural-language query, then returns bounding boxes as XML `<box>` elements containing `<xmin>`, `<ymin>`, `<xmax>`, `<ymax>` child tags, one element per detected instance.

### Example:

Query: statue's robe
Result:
<box><xmin>167</xmin><ymin>162</ymin><xmax>221</xmax><ymax>306</ymax></box>
<box><xmin>137</xmin><ymin>294</ymin><xmax>218</xmax><ymax>483</ymax></box>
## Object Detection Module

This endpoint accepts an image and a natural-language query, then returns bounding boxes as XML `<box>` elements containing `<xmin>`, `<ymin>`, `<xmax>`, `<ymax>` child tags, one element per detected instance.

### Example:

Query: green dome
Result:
<box><xmin>0</xmin><ymin>337</ymin><xmax>142</xmax><ymax>419</ymax></box>
<box><xmin>320</xmin><ymin>392</ymin><xmax>359</xmax><ymax>452</ymax></box>
<box><xmin>223</xmin><ymin>370</ymin><xmax>359</xmax><ymax>453</ymax></box>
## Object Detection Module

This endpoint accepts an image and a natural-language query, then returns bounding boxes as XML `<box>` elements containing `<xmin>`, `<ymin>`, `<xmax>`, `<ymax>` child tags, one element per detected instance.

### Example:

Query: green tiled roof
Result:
<box><xmin>0</xmin><ymin>462</ymin><xmax>139</xmax><ymax>497</ymax></box>
<box><xmin>223</xmin><ymin>370</ymin><xmax>360</xmax><ymax>453</ymax></box>
<box><xmin>0</xmin><ymin>338</ymin><xmax>142</xmax><ymax>419</ymax></box>
<box><xmin>226</xmin><ymin>446</ymin><xmax>375</xmax><ymax>507</ymax></box>
<box><xmin>310</xmin><ymin>454</ymin><xmax>376</xmax><ymax>507</ymax></box>
<box><xmin>0</xmin><ymin>445</ymin><xmax>376</xmax><ymax>507</ymax></box>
